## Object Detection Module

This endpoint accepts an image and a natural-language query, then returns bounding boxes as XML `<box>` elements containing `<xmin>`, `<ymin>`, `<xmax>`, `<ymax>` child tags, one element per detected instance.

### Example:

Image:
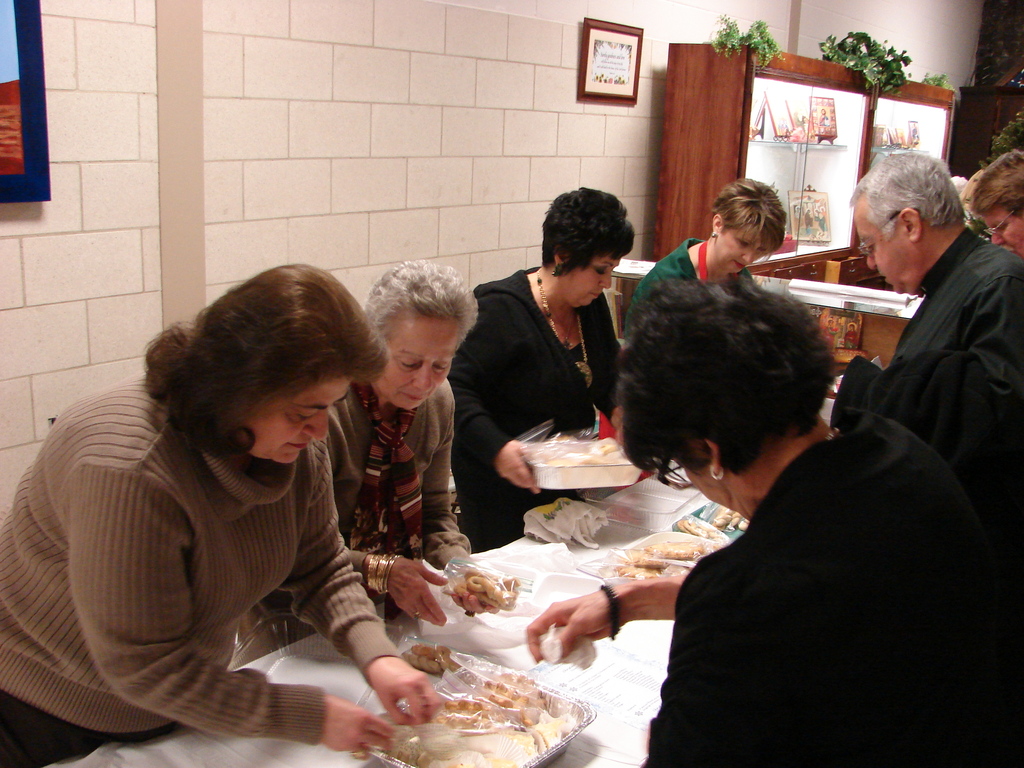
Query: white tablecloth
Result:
<box><xmin>50</xmin><ymin>519</ymin><xmax>682</xmax><ymax>768</ymax></box>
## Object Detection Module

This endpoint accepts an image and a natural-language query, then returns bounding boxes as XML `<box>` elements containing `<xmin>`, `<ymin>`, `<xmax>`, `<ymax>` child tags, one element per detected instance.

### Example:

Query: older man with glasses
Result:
<box><xmin>970</xmin><ymin>148</ymin><xmax>1024</xmax><ymax>258</ymax></box>
<box><xmin>835</xmin><ymin>152</ymin><xmax>1024</xmax><ymax>767</ymax></box>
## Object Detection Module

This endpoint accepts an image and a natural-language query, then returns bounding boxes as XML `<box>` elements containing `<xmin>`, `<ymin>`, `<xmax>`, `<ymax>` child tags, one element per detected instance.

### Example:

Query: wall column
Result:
<box><xmin>155</xmin><ymin>0</ymin><xmax>205</xmax><ymax>325</ymax></box>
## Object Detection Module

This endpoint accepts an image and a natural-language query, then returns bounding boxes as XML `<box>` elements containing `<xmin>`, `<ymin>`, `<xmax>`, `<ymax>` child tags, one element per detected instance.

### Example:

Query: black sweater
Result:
<box><xmin>648</xmin><ymin>410</ymin><xmax>999</xmax><ymax>767</ymax></box>
<box><xmin>448</xmin><ymin>269</ymin><xmax>618</xmax><ymax>550</ymax></box>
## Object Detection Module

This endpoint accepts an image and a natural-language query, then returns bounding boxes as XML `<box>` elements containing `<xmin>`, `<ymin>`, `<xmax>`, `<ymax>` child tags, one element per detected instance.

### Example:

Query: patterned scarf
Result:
<box><xmin>350</xmin><ymin>383</ymin><xmax>424</xmax><ymax>571</ymax></box>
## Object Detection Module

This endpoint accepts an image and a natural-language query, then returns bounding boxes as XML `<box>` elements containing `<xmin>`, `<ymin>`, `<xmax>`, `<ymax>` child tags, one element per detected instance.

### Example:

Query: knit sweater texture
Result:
<box><xmin>327</xmin><ymin>379</ymin><xmax>470</xmax><ymax>571</ymax></box>
<box><xmin>0</xmin><ymin>377</ymin><xmax>396</xmax><ymax>744</ymax></box>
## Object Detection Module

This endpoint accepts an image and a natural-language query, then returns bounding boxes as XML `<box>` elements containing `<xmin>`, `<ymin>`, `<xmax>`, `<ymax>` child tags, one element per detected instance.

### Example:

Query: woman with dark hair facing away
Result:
<box><xmin>624</xmin><ymin>178</ymin><xmax>785</xmax><ymax>330</ymax></box>
<box><xmin>0</xmin><ymin>265</ymin><xmax>439</xmax><ymax>768</ymax></box>
<box><xmin>449</xmin><ymin>188</ymin><xmax>634</xmax><ymax>551</ymax></box>
<box><xmin>528</xmin><ymin>280</ymin><xmax>1000</xmax><ymax>766</ymax></box>
<box><xmin>328</xmin><ymin>260</ymin><xmax>483</xmax><ymax>625</ymax></box>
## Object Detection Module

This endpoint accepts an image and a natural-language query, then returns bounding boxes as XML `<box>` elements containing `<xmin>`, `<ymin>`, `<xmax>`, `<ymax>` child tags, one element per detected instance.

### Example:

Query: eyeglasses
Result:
<box><xmin>657</xmin><ymin>462</ymin><xmax>692</xmax><ymax>491</ymax></box>
<box><xmin>983</xmin><ymin>209</ymin><xmax>1017</xmax><ymax>238</ymax></box>
<box><xmin>857</xmin><ymin>210</ymin><xmax>901</xmax><ymax>258</ymax></box>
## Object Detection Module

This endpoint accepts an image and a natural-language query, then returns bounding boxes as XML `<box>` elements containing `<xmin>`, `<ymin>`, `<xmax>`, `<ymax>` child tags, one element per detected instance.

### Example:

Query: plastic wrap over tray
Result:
<box><xmin>373</xmin><ymin>683</ymin><xmax>595</xmax><ymax>768</ymax></box>
<box><xmin>523</xmin><ymin>437</ymin><xmax>641</xmax><ymax>489</ymax></box>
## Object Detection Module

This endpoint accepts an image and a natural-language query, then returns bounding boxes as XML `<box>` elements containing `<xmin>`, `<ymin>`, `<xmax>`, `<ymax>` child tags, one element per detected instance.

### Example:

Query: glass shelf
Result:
<box><xmin>749</xmin><ymin>140</ymin><xmax>852</xmax><ymax>152</ymax></box>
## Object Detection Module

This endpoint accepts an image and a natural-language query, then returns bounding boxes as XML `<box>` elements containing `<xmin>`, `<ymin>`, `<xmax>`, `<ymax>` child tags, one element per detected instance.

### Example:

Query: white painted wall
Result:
<box><xmin>0</xmin><ymin>0</ymin><xmax>984</xmax><ymax>505</ymax></box>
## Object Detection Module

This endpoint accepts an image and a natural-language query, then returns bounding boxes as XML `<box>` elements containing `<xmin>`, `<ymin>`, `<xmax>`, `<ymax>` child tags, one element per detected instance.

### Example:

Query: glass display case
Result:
<box><xmin>654</xmin><ymin>44</ymin><xmax>954</xmax><ymax>287</ymax></box>
<box><xmin>746</xmin><ymin>78</ymin><xmax>867</xmax><ymax>260</ymax></box>
<box><xmin>870</xmin><ymin>97</ymin><xmax>949</xmax><ymax>167</ymax></box>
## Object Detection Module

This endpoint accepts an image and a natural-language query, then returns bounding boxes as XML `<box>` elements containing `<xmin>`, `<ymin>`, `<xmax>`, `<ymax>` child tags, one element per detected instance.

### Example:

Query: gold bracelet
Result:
<box><xmin>375</xmin><ymin>554</ymin><xmax>397</xmax><ymax>593</ymax></box>
<box><xmin>364</xmin><ymin>554</ymin><xmax>380</xmax><ymax>592</ymax></box>
<box><xmin>365</xmin><ymin>554</ymin><xmax>398</xmax><ymax>593</ymax></box>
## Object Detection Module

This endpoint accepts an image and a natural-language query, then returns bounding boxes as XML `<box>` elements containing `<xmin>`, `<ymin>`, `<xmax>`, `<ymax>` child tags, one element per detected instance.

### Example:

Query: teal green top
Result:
<box><xmin>624</xmin><ymin>238</ymin><xmax>752</xmax><ymax>334</ymax></box>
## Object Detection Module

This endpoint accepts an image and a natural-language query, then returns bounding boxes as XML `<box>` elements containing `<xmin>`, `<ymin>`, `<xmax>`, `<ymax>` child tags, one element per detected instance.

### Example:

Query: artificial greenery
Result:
<box><xmin>961</xmin><ymin>108</ymin><xmax>1024</xmax><ymax>235</ymax></box>
<box><xmin>920</xmin><ymin>72</ymin><xmax>952</xmax><ymax>89</ymax></box>
<box><xmin>710</xmin><ymin>15</ymin><xmax>781</xmax><ymax>66</ymax></box>
<box><xmin>819</xmin><ymin>32</ymin><xmax>911</xmax><ymax>94</ymax></box>
<box><xmin>987</xmin><ymin>107</ymin><xmax>1024</xmax><ymax>164</ymax></box>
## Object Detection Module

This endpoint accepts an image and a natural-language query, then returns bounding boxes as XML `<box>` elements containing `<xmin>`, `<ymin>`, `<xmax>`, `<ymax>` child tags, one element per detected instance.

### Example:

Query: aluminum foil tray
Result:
<box><xmin>524</xmin><ymin>436</ymin><xmax>640</xmax><ymax>489</ymax></box>
<box><xmin>373</xmin><ymin>683</ymin><xmax>596</xmax><ymax>768</ymax></box>
<box><xmin>530</xmin><ymin>461</ymin><xmax>641</xmax><ymax>490</ymax></box>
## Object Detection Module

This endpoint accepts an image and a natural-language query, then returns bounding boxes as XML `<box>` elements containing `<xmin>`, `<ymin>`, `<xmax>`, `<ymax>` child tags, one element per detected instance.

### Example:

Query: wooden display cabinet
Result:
<box><xmin>948</xmin><ymin>58</ymin><xmax>1024</xmax><ymax>179</ymax></box>
<box><xmin>654</xmin><ymin>44</ymin><xmax>954</xmax><ymax>287</ymax></box>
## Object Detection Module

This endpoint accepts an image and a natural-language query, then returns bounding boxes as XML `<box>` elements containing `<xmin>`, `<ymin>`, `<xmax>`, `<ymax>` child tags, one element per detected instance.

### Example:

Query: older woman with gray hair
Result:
<box><xmin>328</xmin><ymin>260</ymin><xmax>479</xmax><ymax>625</ymax></box>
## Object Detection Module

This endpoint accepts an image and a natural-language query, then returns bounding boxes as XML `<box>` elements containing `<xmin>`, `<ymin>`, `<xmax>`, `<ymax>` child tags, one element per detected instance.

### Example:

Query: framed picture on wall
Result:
<box><xmin>0</xmin><ymin>0</ymin><xmax>50</xmax><ymax>203</ymax></box>
<box><xmin>577</xmin><ymin>17</ymin><xmax>644</xmax><ymax>106</ymax></box>
<box><xmin>788</xmin><ymin>187</ymin><xmax>831</xmax><ymax>244</ymax></box>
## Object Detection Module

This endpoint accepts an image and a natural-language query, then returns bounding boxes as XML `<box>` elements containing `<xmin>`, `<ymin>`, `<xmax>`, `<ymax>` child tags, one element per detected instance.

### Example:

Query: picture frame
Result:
<box><xmin>577</xmin><ymin>17</ymin><xmax>643</xmax><ymax>106</ymax></box>
<box><xmin>0</xmin><ymin>0</ymin><xmax>50</xmax><ymax>203</ymax></box>
<box><xmin>809</xmin><ymin>96</ymin><xmax>837</xmax><ymax>144</ymax></box>
<box><xmin>767</xmin><ymin>93</ymin><xmax>792</xmax><ymax>140</ymax></box>
<box><xmin>907</xmin><ymin>120</ymin><xmax>921</xmax><ymax>148</ymax></box>
<box><xmin>872</xmin><ymin>125</ymin><xmax>887</xmax><ymax>147</ymax></box>
<box><xmin>787</xmin><ymin>99</ymin><xmax>809</xmax><ymax>142</ymax></box>
<box><xmin>816</xmin><ymin>308</ymin><xmax>864</xmax><ymax>351</ymax></box>
<box><xmin>788</xmin><ymin>187</ymin><xmax>831</xmax><ymax>244</ymax></box>
<box><xmin>749</xmin><ymin>93</ymin><xmax>768</xmax><ymax>140</ymax></box>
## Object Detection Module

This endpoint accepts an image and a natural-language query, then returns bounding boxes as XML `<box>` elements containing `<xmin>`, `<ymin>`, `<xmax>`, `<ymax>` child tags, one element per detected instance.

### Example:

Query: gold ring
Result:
<box><xmin>413</xmin><ymin>611</ymin><xmax>420</xmax><ymax>619</ymax></box>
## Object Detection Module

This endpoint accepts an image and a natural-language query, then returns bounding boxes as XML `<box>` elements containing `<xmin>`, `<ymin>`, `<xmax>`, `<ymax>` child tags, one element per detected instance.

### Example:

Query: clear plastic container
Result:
<box><xmin>587</xmin><ymin>476</ymin><xmax>703</xmax><ymax>531</ymax></box>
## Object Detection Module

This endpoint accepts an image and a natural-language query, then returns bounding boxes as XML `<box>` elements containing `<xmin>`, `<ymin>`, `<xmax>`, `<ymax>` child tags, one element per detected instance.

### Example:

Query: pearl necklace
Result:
<box><xmin>536</xmin><ymin>274</ymin><xmax>592</xmax><ymax>387</ymax></box>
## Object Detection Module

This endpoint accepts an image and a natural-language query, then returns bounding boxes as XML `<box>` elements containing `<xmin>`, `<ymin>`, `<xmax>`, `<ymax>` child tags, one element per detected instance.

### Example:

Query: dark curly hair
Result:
<box><xmin>618</xmin><ymin>280</ymin><xmax>834</xmax><ymax>476</ymax></box>
<box><xmin>145</xmin><ymin>264</ymin><xmax>387</xmax><ymax>456</ymax></box>
<box><xmin>541</xmin><ymin>188</ymin><xmax>635</xmax><ymax>272</ymax></box>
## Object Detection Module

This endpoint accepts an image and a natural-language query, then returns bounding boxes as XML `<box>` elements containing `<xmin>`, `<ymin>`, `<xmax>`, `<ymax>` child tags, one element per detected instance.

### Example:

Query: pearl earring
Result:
<box><xmin>711</xmin><ymin>231</ymin><xmax>719</xmax><ymax>238</ymax></box>
<box><xmin>710</xmin><ymin>465</ymin><xmax>724</xmax><ymax>481</ymax></box>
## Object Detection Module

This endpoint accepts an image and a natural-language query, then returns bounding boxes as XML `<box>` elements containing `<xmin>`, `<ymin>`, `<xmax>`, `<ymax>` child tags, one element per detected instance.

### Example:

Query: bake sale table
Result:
<box><xmin>47</xmin><ymin>517</ymin><xmax>687</xmax><ymax>768</ymax></box>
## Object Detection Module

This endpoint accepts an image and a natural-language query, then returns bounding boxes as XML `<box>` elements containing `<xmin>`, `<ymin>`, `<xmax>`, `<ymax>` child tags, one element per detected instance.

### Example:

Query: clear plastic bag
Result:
<box><xmin>578</xmin><ymin>548</ymin><xmax>695</xmax><ymax>583</ymax></box>
<box><xmin>443</xmin><ymin>558</ymin><xmax>523</xmax><ymax>613</ymax></box>
<box><xmin>670</xmin><ymin>513</ymin><xmax>731</xmax><ymax>544</ymax></box>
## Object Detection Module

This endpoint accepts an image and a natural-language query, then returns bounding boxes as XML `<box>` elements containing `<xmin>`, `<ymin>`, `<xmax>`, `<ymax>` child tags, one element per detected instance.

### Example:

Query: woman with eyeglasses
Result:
<box><xmin>528</xmin><ymin>280</ymin><xmax>1000</xmax><ymax>766</ymax></box>
<box><xmin>624</xmin><ymin>178</ymin><xmax>786</xmax><ymax>332</ymax></box>
<box><xmin>969</xmin><ymin>148</ymin><xmax>1024</xmax><ymax>259</ymax></box>
<box><xmin>328</xmin><ymin>261</ymin><xmax>481</xmax><ymax>624</ymax></box>
<box><xmin>0</xmin><ymin>265</ymin><xmax>439</xmax><ymax>768</ymax></box>
<box><xmin>449</xmin><ymin>188</ymin><xmax>634</xmax><ymax>552</ymax></box>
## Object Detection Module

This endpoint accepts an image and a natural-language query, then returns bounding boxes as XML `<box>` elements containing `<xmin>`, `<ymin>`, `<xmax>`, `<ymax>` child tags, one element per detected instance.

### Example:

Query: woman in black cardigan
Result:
<box><xmin>448</xmin><ymin>188</ymin><xmax>634</xmax><ymax>551</ymax></box>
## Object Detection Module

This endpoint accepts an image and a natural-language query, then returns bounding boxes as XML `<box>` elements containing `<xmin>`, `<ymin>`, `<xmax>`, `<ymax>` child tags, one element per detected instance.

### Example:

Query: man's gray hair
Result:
<box><xmin>365</xmin><ymin>260</ymin><xmax>478</xmax><ymax>344</ymax></box>
<box><xmin>851</xmin><ymin>153</ymin><xmax>964</xmax><ymax>236</ymax></box>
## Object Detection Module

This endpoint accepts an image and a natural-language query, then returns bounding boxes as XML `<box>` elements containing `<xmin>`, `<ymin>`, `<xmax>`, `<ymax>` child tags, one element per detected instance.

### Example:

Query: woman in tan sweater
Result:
<box><xmin>0</xmin><ymin>265</ymin><xmax>439</xmax><ymax>767</ymax></box>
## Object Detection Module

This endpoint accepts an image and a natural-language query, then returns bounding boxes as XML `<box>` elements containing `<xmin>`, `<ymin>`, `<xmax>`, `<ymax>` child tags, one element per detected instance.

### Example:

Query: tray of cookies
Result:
<box><xmin>522</xmin><ymin>436</ymin><xmax>641</xmax><ymax>490</ymax></box>
<box><xmin>375</xmin><ymin>648</ymin><xmax>595</xmax><ymax>768</ymax></box>
<box><xmin>577</xmin><ymin>531</ymin><xmax>726</xmax><ymax>583</ymax></box>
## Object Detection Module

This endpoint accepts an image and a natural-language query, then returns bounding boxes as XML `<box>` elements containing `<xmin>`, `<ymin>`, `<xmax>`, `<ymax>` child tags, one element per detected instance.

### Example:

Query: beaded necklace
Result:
<box><xmin>536</xmin><ymin>274</ymin><xmax>592</xmax><ymax>387</ymax></box>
